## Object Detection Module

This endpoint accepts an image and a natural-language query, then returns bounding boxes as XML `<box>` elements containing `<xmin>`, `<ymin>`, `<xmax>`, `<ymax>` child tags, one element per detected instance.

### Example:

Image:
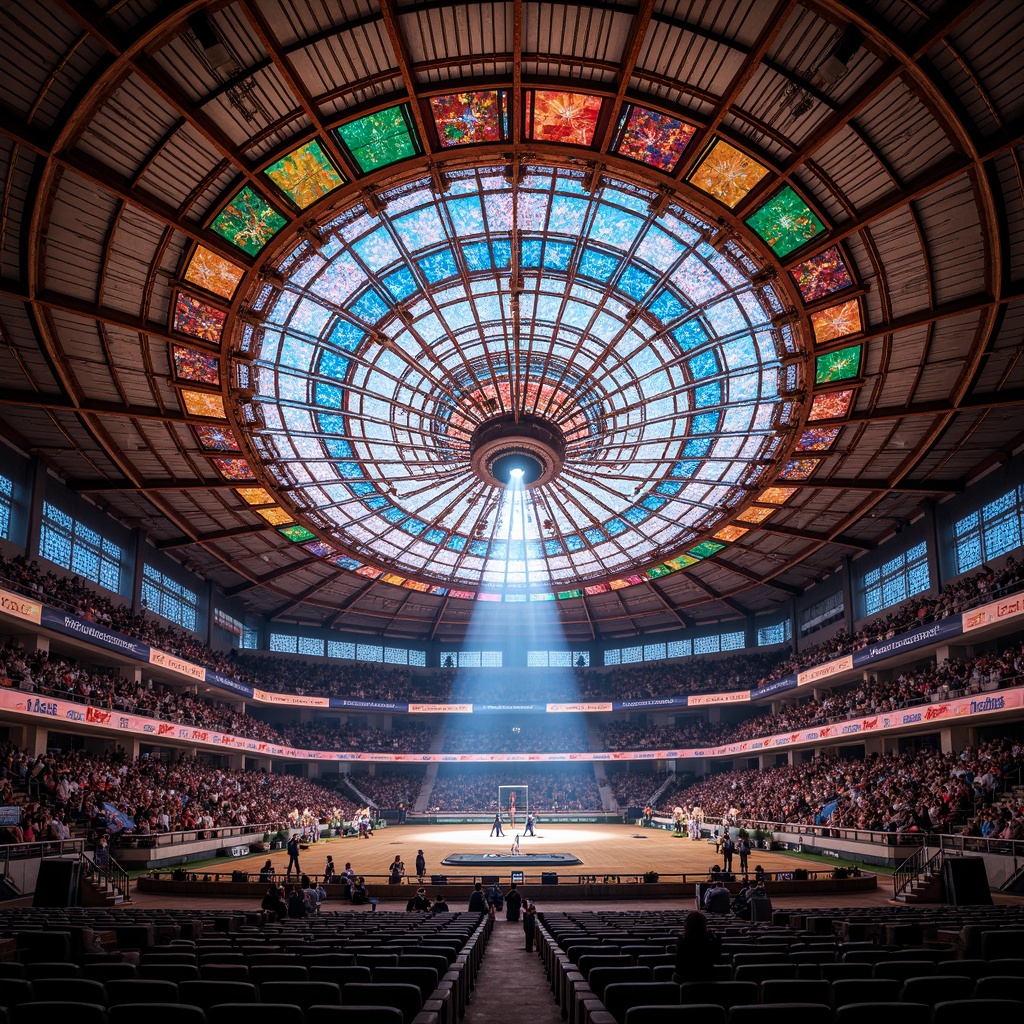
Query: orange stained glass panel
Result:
<box><xmin>811</xmin><ymin>299</ymin><xmax>862</xmax><ymax>344</ymax></box>
<box><xmin>529</xmin><ymin>90</ymin><xmax>603</xmax><ymax>146</ymax></box>
<box><xmin>756</xmin><ymin>486</ymin><xmax>797</xmax><ymax>505</ymax></box>
<box><xmin>180</xmin><ymin>390</ymin><xmax>226</xmax><ymax>418</ymax></box>
<box><xmin>688</xmin><ymin>139</ymin><xmax>770</xmax><ymax>208</ymax></box>
<box><xmin>736</xmin><ymin>506</ymin><xmax>774</xmax><ymax>524</ymax></box>
<box><xmin>184</xmin><ymin>246</ymin><xmax>245</xmax><ymax>299</ymax></box>
<box><xmin>236</xmin><ymin>487</ymin><xmax>275</xmax><ymax>505</ymax></box>
<box><xmin>714</xmin><ymin>525</ymin><xmax>749</xmax><ymax>542</ymax></box>
<box><xmin>807</xmin><ymin>390</ymin><xmax>854</xmax><ymax>421</ymax></box>
<box><xmin>256</xmin><ymin>507</ymin><xmax>294</xmax><ymax>526</ymax></box>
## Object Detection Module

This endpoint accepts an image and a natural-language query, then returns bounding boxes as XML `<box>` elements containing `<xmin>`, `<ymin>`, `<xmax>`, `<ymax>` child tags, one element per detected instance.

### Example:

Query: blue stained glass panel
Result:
<box><xmin>688</xmin><ymin>351</ymin><xmax>719</xmax><ymax>379</ymax></box>
<box><xmin>418</xmin><ymin>249</ymin><xmax>458</xmax><ymax>283</ymax></box>
<box><xmin>329</xmin><ymin>319</ymin><xmax>366</xmax><ymax>352</ymax></box>
<box><xmin>319</xmin><ymin>351</ymin><xmax>349</xmax><ymax>379</ymax></box>
<box><xmin>579</xmin><ymin>247</ymin><xmax>620</xmax><ymax>283</ymax></box>
<box><xmin>543</xmin><ymin>242</ymin><xmax>574</xmax><ymax>270</ymax></box>
<box><xmin>348</xmin><ymin>288</ymin><xmax>390</xmax><ymax>323</ymax></box>
<box><xmin>383</xmin><ymin>267</ymin><xmax>417</xmax><ymax>300</ymax></box>
<box><xmin>648</xmin><ymin>289</ymin><xmax>687</xmax><ymax>323</ymax></box>
<box><xmin>352</xmin><ymin>228</ymin><xmax>401</xmax><ymax>271</ymax></box>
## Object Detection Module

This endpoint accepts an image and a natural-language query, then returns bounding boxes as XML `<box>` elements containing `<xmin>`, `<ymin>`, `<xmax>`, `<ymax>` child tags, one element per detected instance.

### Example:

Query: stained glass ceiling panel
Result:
<box><xmin>430</xmin><ymin>89</ymin><xmax>508</xmax><ymax>147</ymax></box>
<box><xmin>211</xmin><ymin>186</ymin><xmax>287</xmax><ymax>255</ymax></box>
<box><xmin>527</xmin><ymin>91</ymin><xmax>602</xmax><ymax>145</ymax></box>
<box><xmin>234</xmin><ymin>164</ymin><xmax>808</xmax><ymax>594</ymax></box>
<box><xmin>790</xmin><ymin>246</ymin><xmax>853</xmax><ymax>302</ymax></box>
<box><xmin>687</xmin><ymin>139</ymin><xmax>770</xmax><ymax>209</ymax></box>
<box><xmin>746</xmin><ymin>185</ymin><xmax>826</xmax><ymax>258</ymax></box>
<box><xmin>615</xmin><ymin>105</ymin><xmax>697</xmax><ymax>171</ymax></box>
<box><xmin>264</xmin><ymin>140</ymin><xmax>345</xmax><ymax>210</ymax></box>
<box><xmin>336</xmin><ymin>104</ymin><xmax>420</xmax><ymax>173</ymax></box>
<box><xmin>185</xmin><ymin>246</ymin><xmax>245</xmax><ymax>299</ymax></box>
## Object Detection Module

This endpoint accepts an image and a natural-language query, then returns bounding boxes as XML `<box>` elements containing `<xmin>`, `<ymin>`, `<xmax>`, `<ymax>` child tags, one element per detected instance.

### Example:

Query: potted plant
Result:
<box><xmin>643</xmin><ymin>870</ymin><xmax>660</xmax><ymax>883</ymax></box>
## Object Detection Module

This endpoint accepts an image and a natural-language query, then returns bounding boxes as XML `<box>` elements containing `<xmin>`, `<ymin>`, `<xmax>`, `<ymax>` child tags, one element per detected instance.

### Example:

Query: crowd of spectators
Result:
<box><xmin>663</xmin><ymin>737</ymin><xmax>1024</xmax><ymax>837</ymax></box>
<box><xmin>605</xmin><ymin>767</ymin><xmax>683</xmax><ymax>808</ymax></box>
<box><xmin>427</xmin><ymin>766</ymin><xmax>602</xmax><ymax>812</ymax></box>
<box><xmin>3</xmin><ymin>551</ymin><xmax>1023</xmax><ymax>710</ymax></box>
<box><xmin>0</xmin><ymin>741</ymin><xmax>356</xmax><ymax>844</ymax></box>
<box><xmin>281</xmin><ymin>719</ymin><xmax>434</xmax><ymax>753</ymax></box>
<box><xmin>442</xmin><ymin>717</ymin><xmax>590</xmax><ymax>754</ymax></box>
<box><xmin>334</xmin><ymin>769</ymin><xmax>424</xmax><ymax>812</ymax></box>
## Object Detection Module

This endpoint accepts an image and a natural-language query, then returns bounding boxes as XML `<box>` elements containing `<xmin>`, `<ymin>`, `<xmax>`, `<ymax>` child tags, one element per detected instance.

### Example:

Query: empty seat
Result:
<box><xmin>974</xmin><ymin>976</ymin><xmax>1024</xmax><ymax>1000</ymax></box>
<box><xmin>835</xmin><ymin>1002</ymin><xmax>932</xmax><ymax>1024</ymax></box>
<box><xmin>933</xmin><ymin>1000</ymin><xmax>1024</xmax><ymax>1024</ymax></box>
<box><xmin>732</xmin><ymin>965</ymin><xmax>796</xmax><ymax>983</ymax></box>
<box><xmin>108</xmin><ymin>1007</ymin><xmax>206</xmax><ymax>1024</ymax></box>
<box><xmin>936</xmin><ymin>959</ymin><xmax>988</xmax><ymax>979</ymax></box>
<box><xmin>603</xmin><ymin>982</ymin><xmax>682</xmax><ymax>1024</ymax></box>
<box><xmin>586</xmin><ymin>966</ymin><xmax>651</xmax><ymax>1000</ymax></box>
<box><xmin>198</xmin><ymin>964</ymin><xmax>249</xmax><ymax>981</ymax></box>
<box><xmin>261</xmin><ymin>980</ymin><xmax>342</xmax><ymax>1009</ymax></box>
<box><xmin>900</xmin><ymin>975</ymin><xmax>974</xmax><ymax>1005</ymax></box>
<box><xmin>354</xmin><ymin>955</ymin><xmax>399</xmax><ymax>969</ymax></box>
<box><xmin>30</xmin><ymin>978</ymin><xmax>106</xmax><ymax>1004</ymax></box>
<box><xmin>985</xmin><ymin>959</ymin><xmax>1024</xmax><ymax>977</ymax></box>
<box><xmin>306</xmin><ymin>1009</ymin><xmax>403</xmax><ymax>1024</ymax></box>
<box><xmin>759</xmin><ymin>979</ymin><xmax>830</xmax><ymax>1004</ymax></box>
<box><xmin>0</xmin><ymin>980</ymin><xmax>33</xmax><ymax>1006</ymax></box>
<box><xmin>83</xmin><ymin>964</ymin><xmax>137</xmax><ymax>982</ymax></box>
<box><xmin>10</xmin><ymin>1003</ymin><xmax>107</xmax><ymax>1024</ymax></box>
<box><xmin>729</xmin><ymin>1003</ymin><xmax>831</xmax><ymax>1024</ymax></box>
<box><xmin>341</xmin><ymin>983</ymin><xmax>422</xmax><ymax>1024</ymax></box>
<box><xmin>871</xmin><ymin>961</ymin><xmax>936</xmax><ymax>981</ymax></box>
<box><xmin>106</xmin><ymin>979</ymin><xmax>179</xmax><ymax>1005</ymax></box>
<box><xmin>177</xmin><ymin>980</ymin><xmax>258</xmax><ymax>1007</ymax></box>
<box><xmin>207</xmin><ymin>1005</ymin><xmax>303</xmax><ymax>1024</ymax></box>
<box><xmin>248</xmin><ymin>965</ymin><xmax>308</xmax><ymax>985</ymax></box>
<box><xmin>625</xmin><ymin>1006</ymin><xmax>724</xmax><ymax>1024</ymax></box>
<box><xmin>831</xmin><ymin>978</ymin><xmax>901</xmax><ymax>1008</ymax></box>
<box><xmin>676</xmin><ymin>982</ymin><xmax>763</xmax><ymax>1010</ymax></box>
<box><xmin>981</xmin><ymin>931</ymin><xmax>1024</xmax><ymax>961</ymax></box>
<box><xmin>308</xmin><ymin>966</ymin><xmax>373</xmax><ymax>986</ymax></box>
<box><xmin>24</xmin><ymin>962</ymin><xmax>81</xmax><ymax>980</ymax></box>
<box><xmin>139</xmin><ymin>964</ymin><xmax>201</xmax><ymax>983</ymax></box>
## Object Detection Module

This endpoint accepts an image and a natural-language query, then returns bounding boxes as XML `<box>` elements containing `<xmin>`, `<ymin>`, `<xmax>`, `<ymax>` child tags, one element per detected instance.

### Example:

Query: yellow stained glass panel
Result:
<box><xmin>256</xmin><ymin>507</ymin><xmax>294</xmax><ymax>526</ymax></box>
<box><xmin>714</xmin><ymin>525</ymin><xmax>749</xmax><ymax>542</ymax></box>
<box><xmin>756</xmin><ymin>486</ymin><xmax>797</xmax><ymax>505</ymax></box>
<box><xmin>181</xmin><ymin>390</ymin><xmax>226</xmax><ymax>419</ymax></box>
<box><xmin>236</xmin><ymin>487</ymin><xmax>275</xmax><ymax>505</ymax></box>
<box><xmin>736</xmin><ymin>506</ymin><xmax>774</xmax><ymax>524</ymax></box>
<box><xmin>688</xmin><ymin>139</ymin><xmax>770</xmax><ymax>209</ymax></box>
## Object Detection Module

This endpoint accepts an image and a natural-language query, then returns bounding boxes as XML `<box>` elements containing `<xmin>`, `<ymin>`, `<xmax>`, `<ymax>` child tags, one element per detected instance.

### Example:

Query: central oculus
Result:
<box><xmin>470</xmin><ymin>414</ymin><xmax>566</xmax><ymax>489</ymax></box>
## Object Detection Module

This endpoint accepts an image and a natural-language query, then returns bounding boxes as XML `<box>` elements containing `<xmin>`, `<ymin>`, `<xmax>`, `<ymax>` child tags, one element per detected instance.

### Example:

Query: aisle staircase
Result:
<box><xmin>892</xmin><ymin>844</ymin><xmax>952</xmax><ymax>903</ymax></box>
<box><xmin>586</xmin><ymin>719</ymin><xmax>618</xmax><ymax>811</ymax></box>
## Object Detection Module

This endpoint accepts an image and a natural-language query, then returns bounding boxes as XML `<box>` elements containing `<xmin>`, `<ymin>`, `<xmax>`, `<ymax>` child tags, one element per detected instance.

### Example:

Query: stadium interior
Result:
<box><xmin>1</xmin><ymin>2</ymin><xmax>1024</xmax><ymax>1023</ymax></box>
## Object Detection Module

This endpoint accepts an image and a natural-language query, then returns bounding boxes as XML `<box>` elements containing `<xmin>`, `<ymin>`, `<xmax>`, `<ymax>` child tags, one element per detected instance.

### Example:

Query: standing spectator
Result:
<box><xmin>415</xmin><ymin>849</ymin><xmax>426</xmax><ymax>883</ymax></box>
<box><xmin>286</xmin><ymin>833</ymin><xmax>301</xmax><ymax>877</ymax></box>
<box><xmin>737</xmin><ymin>836</ymin><xmax>750</xmax><ymax>875</ymax></box>
<box><xmin>505</xmin><ymin>882</ymin><xmax>523</xmax><ymax>922</ymax></box>
<box><xmin>523</xmin><ymin>901</ymin><xmax>537</xmax><ymax>951</ymax></box>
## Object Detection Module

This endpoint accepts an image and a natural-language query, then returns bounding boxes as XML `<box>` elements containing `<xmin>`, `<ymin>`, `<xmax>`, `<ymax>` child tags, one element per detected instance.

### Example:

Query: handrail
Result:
<box><xmin>892</xmin><ymin>844</ymin><xmax>939</xmax><ymax>899</ymax></box>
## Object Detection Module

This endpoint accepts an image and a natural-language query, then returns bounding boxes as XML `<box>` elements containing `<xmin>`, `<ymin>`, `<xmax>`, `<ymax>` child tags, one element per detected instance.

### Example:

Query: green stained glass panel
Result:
<box><xmin>337</xmin><ymin>105</ymin><xmax>419</xmax><ymax>172</ymax></box>
<box><xmin>745</xmin><ymin>185</ymin><xmax>825</xmax><ymax>258</ymax></box>
<box><xmin>688</xmin><ymin>541</ymin><xmax>726</xmax><ymax>559</ymax></box>
<box><xmin>264</xmin><ymin>140</ymin><xmax>345</xmax><ymax>210</ymax></box>
<box><xmin>815</xmin><ymin>345</ymin><xmax>861</xmax><ymax>384</ymax></box>
<box><xmin>211</xmin><ymin>186</ymin><xmax>287</xmax><ymax>256</ymax></box>
<box><xmin>279</xmin><ymin>525</ymin><xmax>317</xmax><ymax>543</ymax></box>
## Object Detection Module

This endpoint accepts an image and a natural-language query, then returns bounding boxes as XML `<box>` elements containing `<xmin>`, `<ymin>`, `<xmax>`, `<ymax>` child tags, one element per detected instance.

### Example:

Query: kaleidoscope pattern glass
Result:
<box><xmin>264</xmin><ymin>139</ymin><xmax>345</xmax><ymax>209</ymax></box>
<box><xmin>233</xmin><ymin>163</ymin><xmax>808</xmax><ymax>594</ymax></box>
<box><xmin>527</xmin><ymin>91</ymin><xmax>602</xmax><ymax>146</ymax></box>
<box><xmin>779</xmin><ymin>457</ymin><xmax>818</xmax><ymax>480</ymax></box>
<box><xmin>430</xmin><ymin>90</ymin><xmax>507</xmax><ymax>147</ymax></box>
<box><xmin>790</xmin><ymin>246</ymin><xmax>853</xmax><ymax>302</ymax></box>
<box><xmin>172</xmin><ymin>293</ymin><xmax>225</xmax><ymax>342</ymax></box>
<box><xmin>796</xmin><ymin>427</ymin><xmax>841</xmax><ymax>451</ymax></box>
<box><xmin>745</xmin><ymin>185</ymin><xmax>825</xmax><ymax>258</ymax></box>
<box><xmin>172</xmin><ymin>345</ymin><xmax>220</xmax><ymax>384</ymax></box>
<box><xmin>687</xmin><ymin>139</ymin><xmax>770</xmax><ymax>208</ymax></box>
<box><xmin>236</xmin><ymin>487</ymin><xmax>275</xmax><ymax>505</ymax></box>
<box><xmin>181</xmin><ymin>390</ymin><xmax>226</xmax><ymax>419</ymax></box>
<box><xmin>211</xmin><ymin>186</ymin><xmax>287</xmax><ymax>256</ymax></box>
<box><xmin>185</xmin><ymin>246</ymin><xmax>245</xmax><ymax>299</ymax></box>
<box><xmin>714</xmin><ymin>525</ymin><xmax>749</xmax><ymax>542</ymax></box>
<box><xmin>615</xmin><ymin>105</ymin><xmax>696</xmax><ymax>171</ymax></box>
<box><xmin>736</xmin><ymin>506</ymin><xmax>774</xmax><ymax>524</ymax></box>
<box><xmin>816</xmin><ymin>345</ymin><xmax>861</xmax><ymax>384</ymax></box>
<box><xmin>811</xmin><ymin>299</ymin><xmax>862</xmax><ymax>343</ymax></box>
<box><xmin>807</xmin><ymin>390</ymin><xmax>854</xmax><ymax>421</ymax></box>
<box><xmin>256</xmin><ymin>507</ymin><xmax>294</xmax><ymax>526</ymax></box>
<box><xmin>337</xmin><ymin>105</ymin><xmax>419</xmax><ymax>172</ymax></box>
<box><xmin>193</xmin><ymin>425</ymin><xmax>239</xmax><ymax>452</ymax></box>
<box><xmin>756</xmin><ymin>486</ymin><xmax>796</xmax><ymax>505</ymax></box>
<box><xmin>214</xmin><ymin>458</ymin><xmax>254</xmax><ymax>480</ymax></box>
<box><xmin>280</xmin><ymin>524</ymin><xmax>316</xmax><ymax>543</ymax></box>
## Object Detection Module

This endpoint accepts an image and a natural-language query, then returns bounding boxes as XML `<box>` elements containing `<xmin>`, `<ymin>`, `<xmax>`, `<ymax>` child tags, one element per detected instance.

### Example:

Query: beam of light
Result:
<box><xmin>509</xmin><ymin>466</ymin><xmax>525</xmax><ymax>482</ymax></box>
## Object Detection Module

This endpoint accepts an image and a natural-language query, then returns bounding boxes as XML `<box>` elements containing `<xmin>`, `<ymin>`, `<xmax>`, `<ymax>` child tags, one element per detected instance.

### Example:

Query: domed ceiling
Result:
<box><xmin>0</xmin><ymin>1</ymin><xmax>1022</xmax><ymax>641</ymax></box>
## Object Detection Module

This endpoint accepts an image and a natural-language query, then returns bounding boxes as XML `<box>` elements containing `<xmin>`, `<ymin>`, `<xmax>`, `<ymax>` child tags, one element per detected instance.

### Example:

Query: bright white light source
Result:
<box><xmin>509</xmin><ymin>467</ymin><xmax>525</xmax><ymax>481</ymax></box>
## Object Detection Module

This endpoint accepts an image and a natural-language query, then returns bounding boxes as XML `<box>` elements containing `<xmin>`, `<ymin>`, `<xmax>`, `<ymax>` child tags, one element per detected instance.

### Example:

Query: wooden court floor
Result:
<box><xmin>216</xmin><ymin>822</ymin><xmax>830</xmax><ymax>884</ymax></box>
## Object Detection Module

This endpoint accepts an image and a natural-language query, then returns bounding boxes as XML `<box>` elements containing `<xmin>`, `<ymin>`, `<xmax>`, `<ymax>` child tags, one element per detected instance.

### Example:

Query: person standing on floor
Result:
<box><xmin>523</xmin><ymin>812</ymin><xmax>536</xmax><ymax>836</ymax></box>
<box><xmin>468</xmin><ymin>881</ymin><xmax>487</xmax><ymax>912</ymax></box>
<box><xmin>523</xmin><ymin>900</ymin><xmax>537</xmax><ymax>951</ymax></box>
<box><xmin>721</xmin><ymin>833</ymin><xmax>735</xmax><ymax>873</ymax></box>
<box><xmin>489</xmin><ymin>811</ymin><xmax>504</xmax><ymax>837</ymax></box>
<box><xmin>415</xmin><ymin>848</ymin><xmax>426</xmax><ymax>882</ymax></box>
<box><xmin>505</xmin><ymin>881</ymin><xmax>523</xmax><ymax>922</ymax></box>
<box><xmin>286</xmin><ymin>833</ymin><xmax>301</xmax><ymax>877</ymax></box>
<box><xmin>510</xmin><ymin>834</ymin><xmax>521</xmax><ymax>855</ymax></box>
<box><xmin>737</xmin><ymin>836</ymin><xmax>750</xmax><ymax>875</ymax></box>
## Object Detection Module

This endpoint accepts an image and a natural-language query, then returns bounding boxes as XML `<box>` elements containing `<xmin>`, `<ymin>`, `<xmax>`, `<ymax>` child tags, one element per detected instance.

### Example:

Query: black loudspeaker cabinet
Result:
<box><xmin>481</xmin><ymin>875</ymin><xmax>499</xmax><ymax>885</ymax></box>
<box><xmin>431</xmin><ymin>874</ymin><xmax>448</xmax><ymax>885</ymax></box>
<box><xmin>33</xmin><ymin>858</ymin><xmax>80</xmax><ymax>907</ymax></box>
<box><xmin>941</xmin><ymin>856</ymin><xmax>992</xmax><ymax>905</ymax></box>
<box><xmin>541</xmin><ymin>872</ymin><xmax>558</xmax><ymax>885</ymax></box>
